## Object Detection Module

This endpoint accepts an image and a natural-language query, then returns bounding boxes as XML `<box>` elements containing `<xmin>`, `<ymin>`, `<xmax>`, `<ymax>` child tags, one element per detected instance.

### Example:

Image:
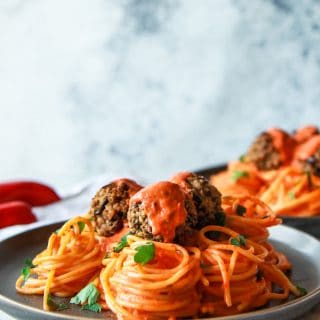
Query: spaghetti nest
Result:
<box><xmin>101</xmin><ymin>236</ymin><xmax>202</xmax><ymax>320</ymax></box>
<box><xmin>211</xmin><ymin>161</ymin><xmax>320</xmax><ymax>216</ymax></box>
<box><xmin>16</xmin><ymin>196</ymin><xmax>303</xmax><ymax>319</ymax></box>
<box><xmin>16</xmin><ymin>216</ymin><xmax>104</xmax><ymax>310</ymax></box>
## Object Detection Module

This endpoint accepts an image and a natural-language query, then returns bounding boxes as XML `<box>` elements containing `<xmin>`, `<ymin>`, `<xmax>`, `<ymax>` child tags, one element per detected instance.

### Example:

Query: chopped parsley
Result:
<box><xmin>230</xmin><ymin>234</ymin><xmax>246</xmax><ymax>247</ymax></box>
<box><xmin>236</xmin><ymin>204</ymin><xmax>246</xmax><ymax>216</ymax></box>
<box><xmin>205</xmin><ymin>230</ymin><xmax>221</xmax><ymax>240</ymax></box>
<box><xmin>70</xmin><ymin>283</ymin><xmax>102</xmax><ymax>313</ymax></box>
<box><xmin>113</xmin><ymin>233</ymin><xmax>130</xmax><ymax>253</ymax></box>
<box><xmin>21</xmin><ymin>258</ymin><xmax>36</xmax><ymax>281</ymax></box>
<box><xmin>81</xmin><ymin>303</ymin><xmax>102</xmax><ymax>312</ymax></box>
<box><xmin>215</xmin><ymin>211</ymin><xmax>226</xmax><ymax>226</ymax></box>
<box><xmin>296</xmin><ymin>285</ymin><xmax>308</xmax><ymax>296</ymax></box>
<box><xmin>231</xmin><ymin>170</ymin><xmax>249</xmax><ymax>182</ymax></box>
<box><xmin>134</xmin><ymin>242</ymin><xmax>155</xmax><ymax>265</ymax></box>
<box><xmin>77</xmin><ymin>221</ymin><xmax>85</xmax><ymax>233</ymax></box>
<box><xmin>239</xmin><ymin>154</ymin><xmax>246</xmax><ymax>162</ymax></box>
<box><xmin>47</xmin><ymin>294</ymin><xmax>68</xmax><ymax>311</ymax></box>
<box><xmin>54</xmin><ymin>228</ymin><xmax>61</xmax><ymax>234</ymax></box>
<box><xmin>288</xmin><ymin>191</ymin><xmax>296</xmax><ymax>200</ymax></box>
<box><xmin>306</xmin><ymin>171</ymin><xmax>313</xmax><ymax>189</ymax></box>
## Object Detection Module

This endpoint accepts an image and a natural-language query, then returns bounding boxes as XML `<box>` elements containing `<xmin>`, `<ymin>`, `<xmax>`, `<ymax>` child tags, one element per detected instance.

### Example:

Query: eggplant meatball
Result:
<box><xmin>295</xmin><ymin>135</ymin><xmax>320</xmax><ymax>176</ymax></box>
<box><xmin>90</xmin><ymin>179</ymin><xmax>142</xmax><ymax>236</ymax></box>
<box><xmin>245</xmin><ymin>128</ymin><xmax>295</xmax><ymax>170</ymax></box>
<box><xmin>128</xmin><ymin>181</ymin><xmax>197</xmax><ymax>243</ymax></box>
<box><xmin>170</xmin><ymin>172</ymin><xmax>222</xmax><ymax>229</ymax></box>
<box><xmin>302</xmin><ymin>149</ymin><xmax>320</xmax><ymax>176</ymax></box>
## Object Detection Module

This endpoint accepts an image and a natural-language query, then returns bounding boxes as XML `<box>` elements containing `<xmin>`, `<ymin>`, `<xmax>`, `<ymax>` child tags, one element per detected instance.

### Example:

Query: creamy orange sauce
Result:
<box><xmin>114</xmin><ymin>178</ymin><xmax>142</xmax><ymax>197</ymax></box>
<box><xmin>99</xmin><ymin>226</ymin><xmax>130</xmax><ymax>252</ymax></box>
<box><xmin>293</xmin><ymin>125</ymin><xmax>318</xmax><ymax>144</ymax></box>
<box><xmin>267</xmin><ymin>128</ymin><xmax>295</xmax><ymax>164</ymax></box>
<box><xmin>130</xmin><ymin>181</ymin><xmax>187</xmax><ymax>242</ymax></box>
<box><xmin>294</xmin><ymin>135</ymin><xmax>320</xmax><ymax>160</ymax></box>
<box><xmin>169</xmin><ymin>171</ymin><xmax>192</xmax><ymax>191</ymax></box>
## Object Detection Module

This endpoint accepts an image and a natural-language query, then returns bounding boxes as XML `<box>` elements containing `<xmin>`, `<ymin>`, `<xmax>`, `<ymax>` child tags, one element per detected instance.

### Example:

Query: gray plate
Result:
<box><xmin>196</xmin><ymin>165</ymin><xmax>320</xmax><ymax>238</ymax></box>
<box><xmin>0</xmin><ymin>222</ymin><xmax>320</xmax><ymax>320</ymax></box>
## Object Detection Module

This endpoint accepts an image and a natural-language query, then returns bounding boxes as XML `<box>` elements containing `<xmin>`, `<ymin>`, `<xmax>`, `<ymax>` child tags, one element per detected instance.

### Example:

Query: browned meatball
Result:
<box><xmin>302</xmin><ymin>149</ymin><xmax>320</xmax><ymax>176</ymax></box>
<box><xmin>245</xmin><ymin>129</ymin><xmax>295</xmax><ymax>170</ymax></box>
<box><xmin>294</xmin><ymin>135</ymin><xmax>320</xmax><ymax>176</ymax></box>
<box><xmin>170</xmin><ymin>172</ymin><xmax>222</xmax><ymax>229</ymax></box>
<box><xmin>90</xmin><ymin>179</ymin><xmax>142</xmax><ymax>236</ymax></box>
<box><xmin>128</xmin><ymin>181</ymin><xmax>197</xmax><ymax>243</ymax></box>
<box><xmin>245</xmin><ymin>132</ymin><xmax>281</xmax><ymax>170</ymax></box>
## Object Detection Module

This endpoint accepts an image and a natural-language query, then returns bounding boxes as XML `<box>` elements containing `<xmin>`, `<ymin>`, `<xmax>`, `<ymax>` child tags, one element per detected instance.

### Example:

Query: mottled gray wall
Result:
<box><xmin>0</xmin><ymin>0</ymin><xmax>319</xmax><ymax>186</ymax></box>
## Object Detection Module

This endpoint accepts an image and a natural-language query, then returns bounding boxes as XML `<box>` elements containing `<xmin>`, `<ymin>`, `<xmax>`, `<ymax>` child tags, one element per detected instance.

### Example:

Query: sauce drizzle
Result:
<box><xmin>130</xmin><ymin>181</ymin><xmax>187</xmax><ymax>242</ymax></box>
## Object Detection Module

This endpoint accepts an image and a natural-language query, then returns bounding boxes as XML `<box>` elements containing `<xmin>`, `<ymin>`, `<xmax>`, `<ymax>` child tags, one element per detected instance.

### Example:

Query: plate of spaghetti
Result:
<box><xmin>209</xmin><ymin>125</ymin><xmax>320</xmax><ymax>237</ymax></box>
<box><xmin>1</xmin><ymin>172</ymin><xmax>320</xmax><ymax>320</ymax></box>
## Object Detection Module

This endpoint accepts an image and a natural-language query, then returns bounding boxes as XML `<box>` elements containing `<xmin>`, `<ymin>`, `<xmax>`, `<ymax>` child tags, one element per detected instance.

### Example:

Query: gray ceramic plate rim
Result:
<box><xmin>0</xmin><ymin>221</ymin><xmax>320</xmax><ymax>320</ymax></box>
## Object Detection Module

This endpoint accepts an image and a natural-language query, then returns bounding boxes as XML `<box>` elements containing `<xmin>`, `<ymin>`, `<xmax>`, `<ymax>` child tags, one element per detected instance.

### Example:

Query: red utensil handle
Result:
<box><xmin>0</xmin><ymin>181</ymin><xmax>60</xmax><ymax>206</ymax></box>
<box><xmin>0</xmin><ymin>201</ymin><xmax>37</xmax><ymax>229</ymax></box>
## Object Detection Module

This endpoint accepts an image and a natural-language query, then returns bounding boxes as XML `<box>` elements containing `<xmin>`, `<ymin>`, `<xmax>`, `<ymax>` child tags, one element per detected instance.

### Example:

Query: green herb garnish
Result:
<box><xmin>21</xmin><ymin>258</ymin><xmax>36</xmax><ymax>281</ymax></box>
<box><xmin>70</xmin><ymin>283</ymin><xmax>102</xmax><ymax>312</ymax></box>
<box><xmin>113</xmin><ymin>233</ymin><xmax>130</xmax><ymax>253</ymax></box>
<box><xmin>231</xmin><ymin>170</ymin><xmax>249</xmax><ymax>182</ymax></box>
<box><xmin>288</xmin><ymin>191</ymin><xmax>296</xmax><ymax>200</ymax></box>
<box><xmin>215</xmin><ymin>211</ymin><xmax>226</xmax><ymax>226</ymax></box>
<box><xmin>54</xmin><ymin>228</ymin><xmax>61</xmax><ymax>234</ymax></box>
<box><xmin>47</xmin><ymin>294</ymin><xmax>68</xmax><ymax>311</ymax></box>
<box><xmin>236</xmin><ymin>204</ymin><xmax>246</xmax><ymax>216</ymax></box>
<box><xmin>296</xmin><ymin>285</ymin><xmax>308</xmax><ymax>296</ymax></box>
<box><xmin>239</xmin><ymin>155</ymin><xmax>246</xmax><ymax>162</ymax></box>
<box><xmin>205</xmin><ymin>230</ymin><xmax>221</xmax><ymax>240</ymax></box>
<box><xmin>81</xmin><ymin>303</ymin><xmax>102</xmax><ymax>312</ymax></box>
<box><xmin>230</xmin><ymin>234</ymin><xmax>246</xmax><ymax>247</ymax></box>
<box><xmin>78</xmin><ymin>221</ymin><xmax>85</xmax><ymax>233</ymax></box>
<box><xmin>306</xmin><ymin>171</ymin><xmax>313</xmax><ymax>189</ymax></box>
<box><xmin>134</xmin><ymin>242</ymin><xmax>155</xmax><ymax>265</ymax></box>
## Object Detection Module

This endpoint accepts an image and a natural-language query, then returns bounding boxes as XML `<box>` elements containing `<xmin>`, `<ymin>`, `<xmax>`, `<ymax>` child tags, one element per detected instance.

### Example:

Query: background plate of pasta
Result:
<box><xmin>209</xmin><ymin>125</ymin><xmax>320</xmax><ymax>238</ymax></box>
<box><xmin>0</xmin><ymin>172</ymin><xmax>320</xmax><ymax>320</ymax></box>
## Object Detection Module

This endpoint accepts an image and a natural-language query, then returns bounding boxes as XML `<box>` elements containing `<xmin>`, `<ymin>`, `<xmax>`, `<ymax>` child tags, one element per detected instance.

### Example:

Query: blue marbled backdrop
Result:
<box><xmin>0</xmin><ymin>0</ymin><xmax>320</xmax><ymax>186</ymax></box>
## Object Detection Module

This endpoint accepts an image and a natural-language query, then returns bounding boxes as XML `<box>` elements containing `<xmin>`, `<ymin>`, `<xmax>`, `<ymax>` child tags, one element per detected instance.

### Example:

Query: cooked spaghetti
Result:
<box><xmin>211</xmin><ymin>125</ymin><xmax>320</xmax><ymax>217</ymax></box>
<box><xmin>16</xmin><ymin>173</ymin><xmax>304</xmax><ymax>319</ymax></box>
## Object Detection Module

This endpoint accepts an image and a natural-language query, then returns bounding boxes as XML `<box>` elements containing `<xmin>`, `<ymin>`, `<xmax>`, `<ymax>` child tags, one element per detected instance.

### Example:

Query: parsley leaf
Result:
<box><xmin>296</xmin><ymin>285</ymin><xmax>308</xmax><ymax>296</ymax></box>
<box><xmin>231</xmin><ymin>170</ymin><xmax>249</xmax><ymax>182</ymax></box>
<box><xmin>54</xmin><ymin>228</ymin><xmax>61</xmax><ymax>234</ymax></box>
<box><xmin>77</xmin><ymin>221</ymin><xmax>85</xmax><ymax>233</ymax></box>
<box><xmin>306</xmin><ymin>171</ymin><xmax>313</xmax><ymax>189</ymax></box>
<box><xmin>239</xmin><ymin>234</ymin><xmax>246</xmax><ymax>246</ymax></box>
<box><xmin>70</xmin><ymin>283</ymin><xmax>100</xmax><ymax>306</ymax></box>
<box><xmin>81</xmin><ymin>303</ymin><xmax>102</xmax><ymax>312</ymax></box>
<box><xmin>134</xmin><ymin>242</ymin><xmax>155</xmax><ymax>265</ymax></box>
<box><xmin>230</xmin><ymin>235</ymin><xmax>246</xmax><ymax>247</ymax></box>
<box><xmin>288</xmin><ymin>191</ymin><xmax>295</xmax><ymax>200</ymax></box>
<box><xmin>205</xmin><ymin>230</ymin><xmax>221</xmax><ymax>240</ymax></box>
<box><xmin>236</xmin><ymin>204</ymin><xmax>246</xmax><ymax>216</ymax></box>
<box><xmin>21</xmin><ymin>258</ymin><xmax>36</xmax><ymax>281</ymax></box>
<box><xmin>113</xmin><ymin>233</ymin><xmax>130</xmax><ymax>253</ymax></box>
<box><xmin>47</xmin><ymin>294</ymin><xmax>68</xmax><ymax>311</ymax></box>
<box><xmin>215</xmin><ymin>211</ymin><xmax>226</xmax><ymax>226</ymax></box>
<box><xmin>239</xmin><ymin>154</ymin><xmax>246</xmax><ymax>162</ymax></box>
